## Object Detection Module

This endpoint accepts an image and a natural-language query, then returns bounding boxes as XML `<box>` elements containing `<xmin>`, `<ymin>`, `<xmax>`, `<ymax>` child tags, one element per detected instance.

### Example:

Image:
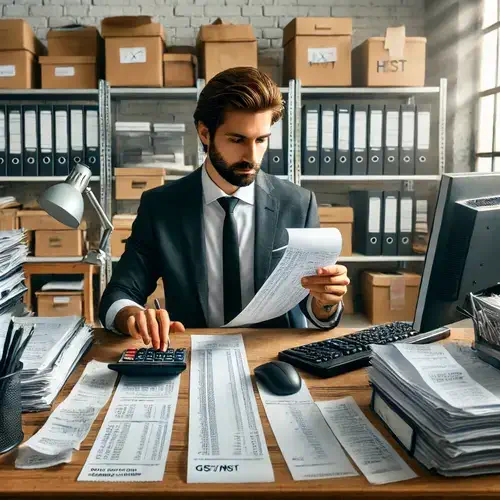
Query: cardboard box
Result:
<box><xmin>40</xmin><ymin>56</ymin><xmax>97</xmax><ymax>89</ymax></box>
<box><xmin>283</xmin><ymin>17</ymin><xmax>352</xmax><ymax>87</ymax></box>
<box><xmin>352</xmin><ymin>26</ymin><xmax>426</xmax><ymax>87</ymax></box>
<box><xmin>36</xmin><ymin>290</ymin><xmax>83</xmax><ymax>317</ymax></box>
<box><xmin>0</xmin><ymin>20</ymin><xmax>45</xmax><ymax>89</ymax></box>
<box><xmin>18</xmin><ymin>210</ymin><xmax>87</xmax><ymax>231</ymax></box>
<box><xmin>163</xmin><ymin>54</ymin><xmax>196</xmax><ymax>87</ymax></box>
<box><xmin>111</xmin><ymin>214</ymin><xmax>136</xmax><ymax>257</ymax></box>
<box><xmin>35</xmin><ymin>229</ymin><xmax>86</xmax><ymax>257</ymax></box>
<box><xmin>0</xmin><ymin>208</ymin><xmax>19</xmax><ymax>230</ymax></box>
<box><xmin>115</xmin><ymin>167</ymin><xmax>164</xmax><ymax>200</ymax></box>
<box><xmin>318</xmin><ymin>206</ymin><xmax>353</xmax><ymax>256</ymax></box>
<box><xmin>361</xmin><ymin>271</ymin><xmax>420</xmax><ymax>324</ymax></box>
<box><xmin>102</xmin><ymin>16</ymin><xmax>166</xmax><ymax>87</ymax></box>
<box><xmin>343</xmin><ymin>284</ymin><xmax>353</xmax><ymax>314</ymax></box>
<box><xmin>47</xmin><ymin>25</ymin><xmax>103</xmax><ymax>58</ymax></box>
<box><xmin>197</xmin><ymin>18</ymin><xmax>257</xmax><ymax>82</ymax></box>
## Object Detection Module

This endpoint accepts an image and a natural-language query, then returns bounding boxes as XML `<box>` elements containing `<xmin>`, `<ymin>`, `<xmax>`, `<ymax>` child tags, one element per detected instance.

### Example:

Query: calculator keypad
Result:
<box><xmin>120</xmin><ymin>348</ymin><xmax>186</xmax><ymax>363</ymax></box>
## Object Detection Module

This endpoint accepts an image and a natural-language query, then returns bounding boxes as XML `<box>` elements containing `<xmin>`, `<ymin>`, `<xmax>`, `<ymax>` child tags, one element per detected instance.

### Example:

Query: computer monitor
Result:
<box><xmin>413</xmin><ymin>172</ymin><xmax>500</xmax><ymax>333</ymax></box>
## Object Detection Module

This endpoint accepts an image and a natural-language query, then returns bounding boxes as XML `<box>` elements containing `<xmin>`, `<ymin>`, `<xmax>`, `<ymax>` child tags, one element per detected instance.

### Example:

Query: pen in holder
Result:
<box><xmin>0</xmin><ymin>361</ymin><xmax>24</xmax><ymax>454</ymax></box>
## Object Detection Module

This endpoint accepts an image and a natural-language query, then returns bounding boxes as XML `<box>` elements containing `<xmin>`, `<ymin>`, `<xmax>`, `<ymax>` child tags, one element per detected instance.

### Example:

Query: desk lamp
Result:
<box><xmin>39</xmin><ymin>163</ymin><xmax>113</xmax><ymax>266</ymax></box>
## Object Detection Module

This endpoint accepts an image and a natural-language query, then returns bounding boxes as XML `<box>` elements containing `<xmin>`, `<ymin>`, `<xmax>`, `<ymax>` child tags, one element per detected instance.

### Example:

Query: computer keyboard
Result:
<box><xmin>278</xmin><ymin>321</ymin><xmax>450</xmax><ymax>378</ymax></box>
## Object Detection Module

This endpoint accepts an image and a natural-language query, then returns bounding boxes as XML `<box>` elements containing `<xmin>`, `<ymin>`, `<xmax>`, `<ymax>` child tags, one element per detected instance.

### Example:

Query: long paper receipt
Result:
<box><xmin>225</xmin><ymin>227</ymin><xmax>342</xmax><ymax>327</ymax></box>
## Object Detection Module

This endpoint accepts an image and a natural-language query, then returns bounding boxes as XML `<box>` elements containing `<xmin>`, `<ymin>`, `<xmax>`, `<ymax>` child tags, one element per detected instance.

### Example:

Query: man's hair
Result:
<box><xmin>194</xmin><ymin>67</ymin><xmax>285</xmax><ymax>152</ymax></box>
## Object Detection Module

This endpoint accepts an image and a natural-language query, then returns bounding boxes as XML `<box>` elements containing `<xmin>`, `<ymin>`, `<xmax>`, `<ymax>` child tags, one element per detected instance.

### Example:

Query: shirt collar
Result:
<box><xmin>202</xmin><ymin>164</ymin><xmax>255</xmax><ymax>206</ymax></box>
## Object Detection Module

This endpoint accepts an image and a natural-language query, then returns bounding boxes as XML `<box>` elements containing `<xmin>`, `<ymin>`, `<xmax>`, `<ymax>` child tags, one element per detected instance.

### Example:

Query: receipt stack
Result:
<box><xmin>0</xmin><ymin>316</ymin><xmax>93</xmax><ymax>412</ymax></box>
<box><xmin>368</xmin><ymin>342</ymin><xmax>500</xmax><ymax>476</ymax></box>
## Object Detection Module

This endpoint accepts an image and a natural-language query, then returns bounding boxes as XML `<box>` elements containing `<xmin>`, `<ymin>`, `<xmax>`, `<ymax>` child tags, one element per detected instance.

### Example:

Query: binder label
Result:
<box><xmin>120</xmin><ymin>47</ymin><xmax>147</xmax><ymax>64</ymax></box>
<box><xmin>322</xmin><ymin>110</ymin><xmax>334</xmax><ymax>149</ymax></box>
<box><xmin>0</xmin><ymin>65</ymin><xmax>15</xmax><ymax>77</ymax></box>
<box><xmin>0</xmin><ymin>111</ymin><xmax>4</xmax><ymax>151</ymax></box>
<box><xmin>369</xmin><ymin>197</ymin><xmax>381</xmax><ymax>233</ymax></box>
<box><xmin>400</xmin><ymin>198</ymin><xmax>413</xmax><ymax>232</ymax></box>
<box><xmin>401</xmin><ymin>111</ymin><xmax>415</xmax><ymax>148</ymax></box>
<box><xmin>354</xmin><ymin>111</ymin><xmax>367</xmax><ymax>150</ymax></box>
<box><xmin>71</xmin><ymin>109</ymin><xmax>84</xmax><ymax>149</ymax></box>
<box><xmin>9</xmin><ymin>111</ymin><xmax>21</xmax><ymax>154</ymax></box>
<box><xmin>86</xmin><ymin>110</ymin><xmax>99</xmax><ymax>148</ymax></box>
<box><xmin>24</xmin><ymin>110</ymin><xmax>37</xmax><ymax>149</ymax></box>
<box><xmin>338</xmin><ymin>111</ymin><xmax>350</xmax><ymax>151</ymax></box>
<box><xmin>370</xmin><ymin>110</ymin><xmax>382</xmax><ymax>148</ymax></box>
<box><xmin>386</xmin><ymin>111</ymin><xmax>399</xmax><ymax>147</ymax></box>
<box><xmin>269</xmin><ymin>120</ymin><xmax>282</xmax><ymax>149</ymax></box>
<box><xmin>417</xmin><ymin>111</ymin><xmax>431</xmax><ymax>149</ymax></box>
<box><xmin>306</xmin><ymin>109</ymin><xmax>319</xmax><ymax>151</ymax></box>
<box><xmin>55</xmin><ymin>110</ymin><xmax>68</xmax><ymax>153</ymax></box>
<box><xmin>55</xmin><ymin>66</ymin><xmax>75</xmax><ymax>77</ymax></box>
<box><xmin>384</xmin><ymin>197</ymin><xmax>397</xmax><ymax>233</ymax></box>
<box><xmin>40</xmin><ymin>110</ymin><xmax>52</xmax><ymax>152</ymax></box>
<box><xmin>308</xmin><ymin>47</ymin><xmax>337</xmax><ymax>64</ymax></box>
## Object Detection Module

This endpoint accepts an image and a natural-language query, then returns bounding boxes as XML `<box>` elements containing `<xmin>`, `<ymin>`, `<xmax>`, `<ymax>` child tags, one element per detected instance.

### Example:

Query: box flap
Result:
<box><xmin>115</xmin><ymin>167</ymin><xmax>165</xmax><ymax>177</ymax></box>
<box><xmin>40</xmin><ymin>56</ymin><xmax>96</xmax><ymax>64</ymax></box>
<box><xmin>198</xmin><ymin>18</ymin><xmax>256</xmax><ymax>43</ymax></box>
<box><xmin>384</xmin><ymin>25</ymin><xmax>406</xmax><ymax>59</ymax></box>
<box><xmin>101</xmin><ymin>16</ymin><xmax>165</xmax><ymax>39</ymax></box>
<box><xmin>318</xmin><ymin>205</ymin><xmax>354</xmax><ymax>223</ymax></box>
<box><xmin>0</xmin><ymin>19</ymin><xmax>47</xmax><ymax>56</ymax></box>
<box><xmin>283</xmin><ymin>17</ymin><xmax>352</xmax><ymax>46</ymax></box>
<box><xmin>366</xmin><ymin>271</ymin><xmax>421</xmax><ymax>287</ymax></box>
<box><xmin>112</xmin><ymin>214</ymin><xmax>136</xmax><ymax>229</ymax></box>
<box><xmin>163</xmin><ymin>53</ymin><xmax>196</xmax><ymax>63</ymax></box>
<box><xmin>48</xmin><ymin>25</ymin><xmax>101</xmax><ymax>39</ymax></box>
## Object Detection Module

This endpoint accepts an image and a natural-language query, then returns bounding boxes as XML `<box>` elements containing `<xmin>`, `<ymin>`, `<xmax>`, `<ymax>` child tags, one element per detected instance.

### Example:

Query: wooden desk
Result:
<box><xmin>1</xmin><ymin>326</ymin><xmax>496</xmax><ymax>499</ymax></box>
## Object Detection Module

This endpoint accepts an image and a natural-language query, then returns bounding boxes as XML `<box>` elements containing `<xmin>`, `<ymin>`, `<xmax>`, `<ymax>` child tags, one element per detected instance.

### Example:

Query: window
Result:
<box><xmin>477</xmin><ymin>0</ymin><xmax>500</xmax><ymax>171</ymax></box>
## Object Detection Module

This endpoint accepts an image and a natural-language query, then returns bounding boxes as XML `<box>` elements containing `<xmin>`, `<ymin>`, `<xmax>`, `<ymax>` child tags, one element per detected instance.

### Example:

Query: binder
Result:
<box><xmin>398</xmin><ymin>191</ymin><xmax>414</xmax><ymax>255</ymax></box>
<box><xmin>415</xmin><ymin>104</ymin><xmax>434</xmax><ymax>174</ymax></box>
<box><xmin>383</xmin><ymin>105</ymin><xmax>399</xmax><ymax>175</ymax></box>
<box><xmin>336</xmin><ymin>104</ymin><xmax>351</xmax><ymax>175</ymax></box>
<box><xmin>382</xmin><ymin>191</ymin><xmax>398</xmax><ymax>256</ymax></box>
<box><xmin>7</xmin><ymin>105</ymin><xmax>22</xmax><ymax>176</ymax></box>
<box><xmin>301</xmin><ymin>104</ymin><xmax>320</xmax><ymax>175</ymax></box>
<box><xmin>349</xmin><ymin>190</ymin><xmax>382</xmax><ymax>255</ymax></box>
<box><xmin>399</xmin><ymin>104</ymin><xmax>416</xmax><ymax>175</ymax></box>
<box><xmin>352</xmin><ymin>104</ymin><xmax>368</xmax><ymax>175</ymax></box>
<box><xmin>23</xmin><ymin>105</ymin><xmax>39</xmax><ymax>176</ymax></box>
<box><xmin>54</xmin><ymin>105</ymin><xmax>69</xmax><ymax>176</ymax></box>
<box><xmin>260</xmin><ymin>148</ymin><xmax>269</xmax><ymax>173</ymax></box>
<box><xmin>320</xmin><ymin>104</ymin><xmax>335</xmax><ymax>175</ymax></box>
<box><xmin>0</xmin><ymin>105</ymin><xmax>6</xmax><ymax>176</ymax></box>
<box><xmin>268</xmin><ymin>119</ymin><xmax>285</xmax><ymax>175</ymax></box>
<box><xmin>84</xmin><ymin>105</ymin><xmax>100</xmax><ymax>176</ymax></box>
<box><xmin>368</xmin><ymin>105</ymin><xmax>384</xmax><ymax>175</ymax></box>
<box><xmin>39</xmin><ymin>105</ymin><xmax>54</xmax><ymax>176</ymax></box>
<box><xmin>69</xmin><ymin>105</ymin><xmax>84</xmax><ymax>168</ymax></box>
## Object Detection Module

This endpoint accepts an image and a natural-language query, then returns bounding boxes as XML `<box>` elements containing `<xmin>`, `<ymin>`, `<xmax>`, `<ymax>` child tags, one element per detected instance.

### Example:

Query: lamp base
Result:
<box><xmin>83</xmin><ymin>249</ymin><xmax>107</xmax><ymax>266</ymax></box>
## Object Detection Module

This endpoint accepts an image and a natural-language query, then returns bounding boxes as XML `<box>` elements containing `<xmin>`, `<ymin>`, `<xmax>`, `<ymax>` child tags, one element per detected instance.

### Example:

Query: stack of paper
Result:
<box><xmin>0</xmin><ymin>196</ymin><xmax>19</xmax><ymax>209</ymax></box>
<box><xmin>153</xmin><ymin>123</ymin><xmax>186</xmax><ymax>133</ymax></box>
<box><xmin>0</xmin><ymin>316</ymin><xmax>93</xmax><ymax>412</ymax></box>
<box><xmin>369</xmin><ymin>342</ymin><xmax>500</xmax><ymax>476</ymax></box>
<box><xmin>115</xmin><ymin>121</ymin><xmax>151</xmax><ymax>132</ymax></box>
<box><xmin>41</xmin><ymin>280</ymin><xmax>84</xmax><ymax>292</ymax></box>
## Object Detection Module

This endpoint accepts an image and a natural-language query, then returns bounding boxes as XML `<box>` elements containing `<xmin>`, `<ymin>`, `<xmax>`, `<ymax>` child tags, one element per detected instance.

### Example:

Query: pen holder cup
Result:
<box><xmin>0</xmin><ymin>363</ymin><xmax>23</xmax><ymax>455</ymax></box>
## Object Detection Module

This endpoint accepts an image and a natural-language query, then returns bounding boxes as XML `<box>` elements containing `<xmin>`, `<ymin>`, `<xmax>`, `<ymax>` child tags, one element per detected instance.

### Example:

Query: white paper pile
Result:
<box><xmin>115</xmin><ymin>121</ymin><xmax>151</xmax><ymax>132</ymax></box>
<box><xmin>153</xmin><ymin>123</ymin><xmax>186</xmax><ymax>133</ymax></box>
<box><xmin>41</xmin><ymin>280</ymin><xmax>84</xmax><ymax>292</ymax></box>
<box><xmin>0</xmin><ymin>196</ymin><xmax>18</xmax><ymax>208</ymax></box>
<box><xmin>369</xmin><ymin>342</ymin><xmax>500</xmax><ymax>476</ymax></box>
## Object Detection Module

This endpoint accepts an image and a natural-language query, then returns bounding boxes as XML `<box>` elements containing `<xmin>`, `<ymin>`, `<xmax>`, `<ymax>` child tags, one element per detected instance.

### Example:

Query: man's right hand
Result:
<box><xmin>115</xmin><ymin>305</ymin><xmax>186</xmax><ymax>351</ymax></box>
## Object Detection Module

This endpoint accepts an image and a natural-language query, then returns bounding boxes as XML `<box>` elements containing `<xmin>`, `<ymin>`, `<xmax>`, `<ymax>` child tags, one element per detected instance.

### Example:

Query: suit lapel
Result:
<box><xmin>254</xmin><ymin>172</ymin><xmax>279</xmax><ymax>293</ymax></box>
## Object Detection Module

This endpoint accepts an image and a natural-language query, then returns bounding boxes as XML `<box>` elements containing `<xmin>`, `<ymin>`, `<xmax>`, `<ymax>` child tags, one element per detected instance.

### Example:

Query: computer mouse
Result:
<box><xmin>254</xmin><ymin>360</ymin><xmax>302</xmax><ymax>396</ymax></box>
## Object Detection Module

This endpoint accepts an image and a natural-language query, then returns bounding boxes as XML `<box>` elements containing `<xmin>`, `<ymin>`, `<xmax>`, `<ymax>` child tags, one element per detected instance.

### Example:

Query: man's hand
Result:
<box><xmin>115</xmin><ymin>305</ymin><xmax>185</xmax><ymax>351</ymax></box>
<box><xmin>301</xmin><ymin>265</ymin><xmax>350</xmax><ymax>320</ymax></box>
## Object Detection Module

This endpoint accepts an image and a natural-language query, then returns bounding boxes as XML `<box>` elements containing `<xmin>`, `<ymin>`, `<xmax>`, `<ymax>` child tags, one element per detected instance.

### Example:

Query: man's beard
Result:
<box><xmin>208</xmin><ymin>142</ymin><xmax>260</xmax><ymax>187</ymax></box>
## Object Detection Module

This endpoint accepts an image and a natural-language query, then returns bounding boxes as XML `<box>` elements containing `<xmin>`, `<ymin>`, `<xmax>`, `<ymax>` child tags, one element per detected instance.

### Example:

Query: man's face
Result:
<box><xmin>206</xmin><ymin>109</ymin><xmax>274</xmax><ymax>187</ymax></box>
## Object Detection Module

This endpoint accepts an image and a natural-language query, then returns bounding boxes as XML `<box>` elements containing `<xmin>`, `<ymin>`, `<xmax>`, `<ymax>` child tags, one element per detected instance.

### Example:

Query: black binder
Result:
<box><xmin>398</xmin><ymin>191</ymin><xmax>414</xmax><ymax>255</ymax></box>
<box><xmin>54</xmin><ymin>105</ymin><xmax>69</xmax><ymax>176</ymax></box>
<box><xmin>39</xmin><ymin>105</ymin><xmax>54</xmax><ymax>176</ymax></box>
<box><xmin>383</xmin><ymin>105</ymin><xmax>399</xmax><ymax>175</ymax></box>
<box><xmin>23</xmin><ymin>105</ymin><xmax>39</xmax><ymax>176</ymax></box>
<box><xmin>368</xmin><ymin>105</ymin><xmax>384</xmax><ymax>175</ymax></box>
<box><xmin>349</xmin><ymin>190</ymin><xmax>382</xmax><ymax>256</ymax></box>
<box><xmin>7</xmin><ymin>105</ymin><xmax>22</xmax><ymax>176</ymax></box>
<box><xmin>382</xmin><ymin>191</ymin><xmax>399</xmax><ymax>256</ymax></box>
<box><xmin>302</xmin><ymin>104</ymin><xmax>320</xmax><ymax>175</ymax></box>
<box><xmin>415</xmin><ymin>104</ymin><xmax>434</xmax><ymax>174</ymax></box>
<box><xmin>269</xmin><ymin>119</ymin><xmax>285</xmax><ymax>175</ymax></box>
<box><xmin>336</xmin><ymin>104</ymin><xmax>351</xmax><ymax>175</ymax></box>
<box><xmin>320</xmin><ymin>104</ymin><xmax>335</xmax><ymax>175</ymax></box>
<box><xmin>0</xmin><ymin>105</ymin><xmax>6</xmax><ymax>176</ymax></box>
<box><xmin>260</xmin><ymin>148</ymin><xmax>269</xmax><ymax>173</ymax></box>
<box><xmin>84</xmin><ymin>105</ymin><xmax>100</xmax><ymax>175</ymax></box>
<box><xmin>352</xmin><ymin>104</ymin><xmax>368</xmax><ymax>175</ymax></box>
<box><xmin>399</xmin><ymin>104</ymin><xmax>416</xmax><ymax>175</ymax></box>
<box><xmin>69</xmin><ymin>105</ymin><xmax>84</xmax><ymax>168</ymax></box>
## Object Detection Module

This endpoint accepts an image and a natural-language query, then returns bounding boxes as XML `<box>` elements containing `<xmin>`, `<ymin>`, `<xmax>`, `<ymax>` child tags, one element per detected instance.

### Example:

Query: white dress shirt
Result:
<box><xmin>105</xmin><ymin>165</ymin><xmax>342</xmax><ymax>331</ymax></box>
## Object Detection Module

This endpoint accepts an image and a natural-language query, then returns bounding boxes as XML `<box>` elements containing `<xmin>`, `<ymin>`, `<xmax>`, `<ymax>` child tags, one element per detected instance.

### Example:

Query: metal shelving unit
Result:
<box><xmin>300</xmin><ymin>175</ymin><xmax>441</xmax><ymax>182</ymax></box>
<box><xmin>0</xmin><ymin>176</ymin><xmax>100</xmax><ymax>182</ymax></box>
<box><xmin>338</xmin><ymin>254</ymin><xmax>425</xmax><ymax>263</ymax></box>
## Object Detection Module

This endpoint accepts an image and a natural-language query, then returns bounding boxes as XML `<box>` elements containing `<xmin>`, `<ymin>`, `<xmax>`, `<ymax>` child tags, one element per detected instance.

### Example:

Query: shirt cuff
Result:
<box><xmin>306</xmin><ymin>295</ymin><xmax>343</xmax><ymax>329</ymax></box>
<box><xmin>105</xmin><ymin>299</ymin><xmax>145</xmax><ymax>334</ymax></box>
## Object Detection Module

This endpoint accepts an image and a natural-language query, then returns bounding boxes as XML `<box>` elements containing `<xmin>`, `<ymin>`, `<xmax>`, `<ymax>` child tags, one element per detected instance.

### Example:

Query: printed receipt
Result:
<box><xmin>317</xmin><ymin>397</ymin><xmax>417</xmax><ymax>485</ymax></box>
<box><xmin>188</xmin><ymin>335</ymin><xmax>274</xmax><ymax>483</ymax></box>
<box><xmin>78</xmin><ymin>374</ymin><xmax>181</xmax><ymax>482</ymax></box>
<box><xmin>16</xmin><ymin>361</ymin><xmax>118</xmax><ymax>469</ymax></box>
<box><xmin>257</xmin><ymin>381</ymin><xmax>357</xmax><ymax>481</ymax></box>
<box><xmin>225</xmin><ymin>228</ymin><xmax>342</xmax><ymax>327</ymax></box>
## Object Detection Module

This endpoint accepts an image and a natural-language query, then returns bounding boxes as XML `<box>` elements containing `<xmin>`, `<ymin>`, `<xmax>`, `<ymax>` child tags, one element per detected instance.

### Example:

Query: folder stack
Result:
<box><xmin>369</xmin><ymin>342</ymin><xmax>500</xmax><ymax>476</ymax></box>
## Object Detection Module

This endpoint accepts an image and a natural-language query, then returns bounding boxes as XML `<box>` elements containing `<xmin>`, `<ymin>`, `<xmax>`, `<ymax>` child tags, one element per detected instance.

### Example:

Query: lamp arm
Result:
<box><xmin>84</xmin><ymin>186</ymin><xmax>114</xmax><ymax>252</ymax></box>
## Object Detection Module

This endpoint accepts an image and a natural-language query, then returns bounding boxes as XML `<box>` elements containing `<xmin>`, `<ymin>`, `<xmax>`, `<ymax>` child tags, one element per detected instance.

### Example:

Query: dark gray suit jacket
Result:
<box><xmin>99</xmin><ymin>168</ymin><xmax>342</xmax><ymax>329</ymax></box>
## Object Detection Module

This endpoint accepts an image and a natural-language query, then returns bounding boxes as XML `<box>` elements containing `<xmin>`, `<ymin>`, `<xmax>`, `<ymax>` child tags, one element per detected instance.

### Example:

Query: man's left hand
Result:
<box><xmin>301</xmin><ymin>265</ymin><xmax>350</xmax><ymax>319</ymax></box>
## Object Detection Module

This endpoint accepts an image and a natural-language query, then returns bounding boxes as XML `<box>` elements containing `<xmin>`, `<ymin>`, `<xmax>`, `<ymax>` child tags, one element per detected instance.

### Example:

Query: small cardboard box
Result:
<box><xmin>40</xmin><ymin>56</ymin><xmax>97</xmax><ymax>89</ymax></box>
<box><xmin>36</xmin><ymin>290</ymin><xmax>83</xmax><ymax>317</ymax></box>
<box><xmin>318</xmin><ymin>206</ymin><xmax>353</xmax><ymax>256</ymax></box>
<box><xmin>197</xmin><ymin>18</ymin><xmax>257</xmax><ymax>82</ymax></box>
<box><xmin>283</xmin><ymin>17</ymin><xmax>352</xmax><ymax>87</ymax></box>
<box><xmin>18</xmin><ymin>210</ymin><xmax>87</xmax><ymax>231</ymax></box>
<box><xmin>47</xmin><ymin>25</ymin><xmax>103</xmax><ymax>58</ymax></box>
<box><xmin>163</xmin><ymin>54</ymin><xmax>196</xmax><ymax>87</ymax></box>
<box><xmin>35</xmin><ymin>229</ymin><xmax>86</xmax><ymax>257</ymax></box>
<box><xmin>0</xmin><ymin>208</ymin><xmax>20</xmax><ymax>230</ymax></box>
<box><xmin>102</xmin><ymin>16</ymin><xmax>166</xmax><ymax>87</ymax></box>
<box><xmin>352</xmin><ymin>26</ymin><xmax>426</xmax><ymax>87</ymax></box>
<box><xmin>0</xmin><ymin>19</ymin><xmax>46</xmax><ymax>89</ymax></box>
<box><xmin>115</xmin><ymin>167</ymin><xmax>164</xmax><ymax>200</ymax></box>
<box><xmin>361</xmin><ymin>271</ymin><xmax>421</xmax><ymax>324</ymax></box>
<box><xmin>111</xmin><ymin>214</ymin><xmax>136</xmax><ymax>257</ymax></box>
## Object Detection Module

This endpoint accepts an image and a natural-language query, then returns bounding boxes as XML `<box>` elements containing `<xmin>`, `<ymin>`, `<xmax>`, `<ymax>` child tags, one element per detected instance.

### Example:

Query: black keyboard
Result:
<box><xmin>278</xmin><ymin>321</ymin><xmax>450</xmax><ymax>378</ymax></box>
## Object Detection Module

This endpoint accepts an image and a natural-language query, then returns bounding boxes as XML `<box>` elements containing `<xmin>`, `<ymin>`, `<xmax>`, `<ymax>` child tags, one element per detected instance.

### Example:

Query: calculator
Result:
<box><xmin>108</xmin><ymin>347</ymin><xmax>187</xmax><ymax>377</ymax></box>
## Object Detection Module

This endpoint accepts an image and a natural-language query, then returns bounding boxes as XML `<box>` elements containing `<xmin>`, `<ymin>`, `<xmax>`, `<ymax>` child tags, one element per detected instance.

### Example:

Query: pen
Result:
<box><xmin>154</xmin><ymin>298</ymin><xmax>170</xmax><ymax>351</ymax></box>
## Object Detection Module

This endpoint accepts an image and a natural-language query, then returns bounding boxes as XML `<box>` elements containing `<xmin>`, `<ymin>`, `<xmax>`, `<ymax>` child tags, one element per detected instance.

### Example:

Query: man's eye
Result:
<box><xmin>256</xmin><ymin>138</ymin><xmax>266</xmax><ymax>143</ymax></box>
<box><xmin>230</xmin><ymin>138</ymin><xmax>243</xmax><ymax>144</ymax></box>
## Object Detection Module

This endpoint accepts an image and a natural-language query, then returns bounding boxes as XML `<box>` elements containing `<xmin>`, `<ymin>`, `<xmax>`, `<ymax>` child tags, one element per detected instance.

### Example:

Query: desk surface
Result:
<box><xmin>2</xmin><ymin>325</ymin><xmax>498</xmax><ymax>499</ymax></box>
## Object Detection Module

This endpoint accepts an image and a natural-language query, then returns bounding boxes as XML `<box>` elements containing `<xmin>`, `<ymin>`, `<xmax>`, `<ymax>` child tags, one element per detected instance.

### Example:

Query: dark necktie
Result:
<box><xmin>218</xmin><ymin>196</ymin><xmax>242</xmax><ymax>324</ymax></box>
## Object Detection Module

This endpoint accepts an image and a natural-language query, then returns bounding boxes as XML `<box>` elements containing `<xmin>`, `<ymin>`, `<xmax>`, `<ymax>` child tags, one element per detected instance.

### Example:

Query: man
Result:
<box><xmin>99</xmin><ymin>67</ymin><xmax>350</xmax><ymax>350</ymax></box>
